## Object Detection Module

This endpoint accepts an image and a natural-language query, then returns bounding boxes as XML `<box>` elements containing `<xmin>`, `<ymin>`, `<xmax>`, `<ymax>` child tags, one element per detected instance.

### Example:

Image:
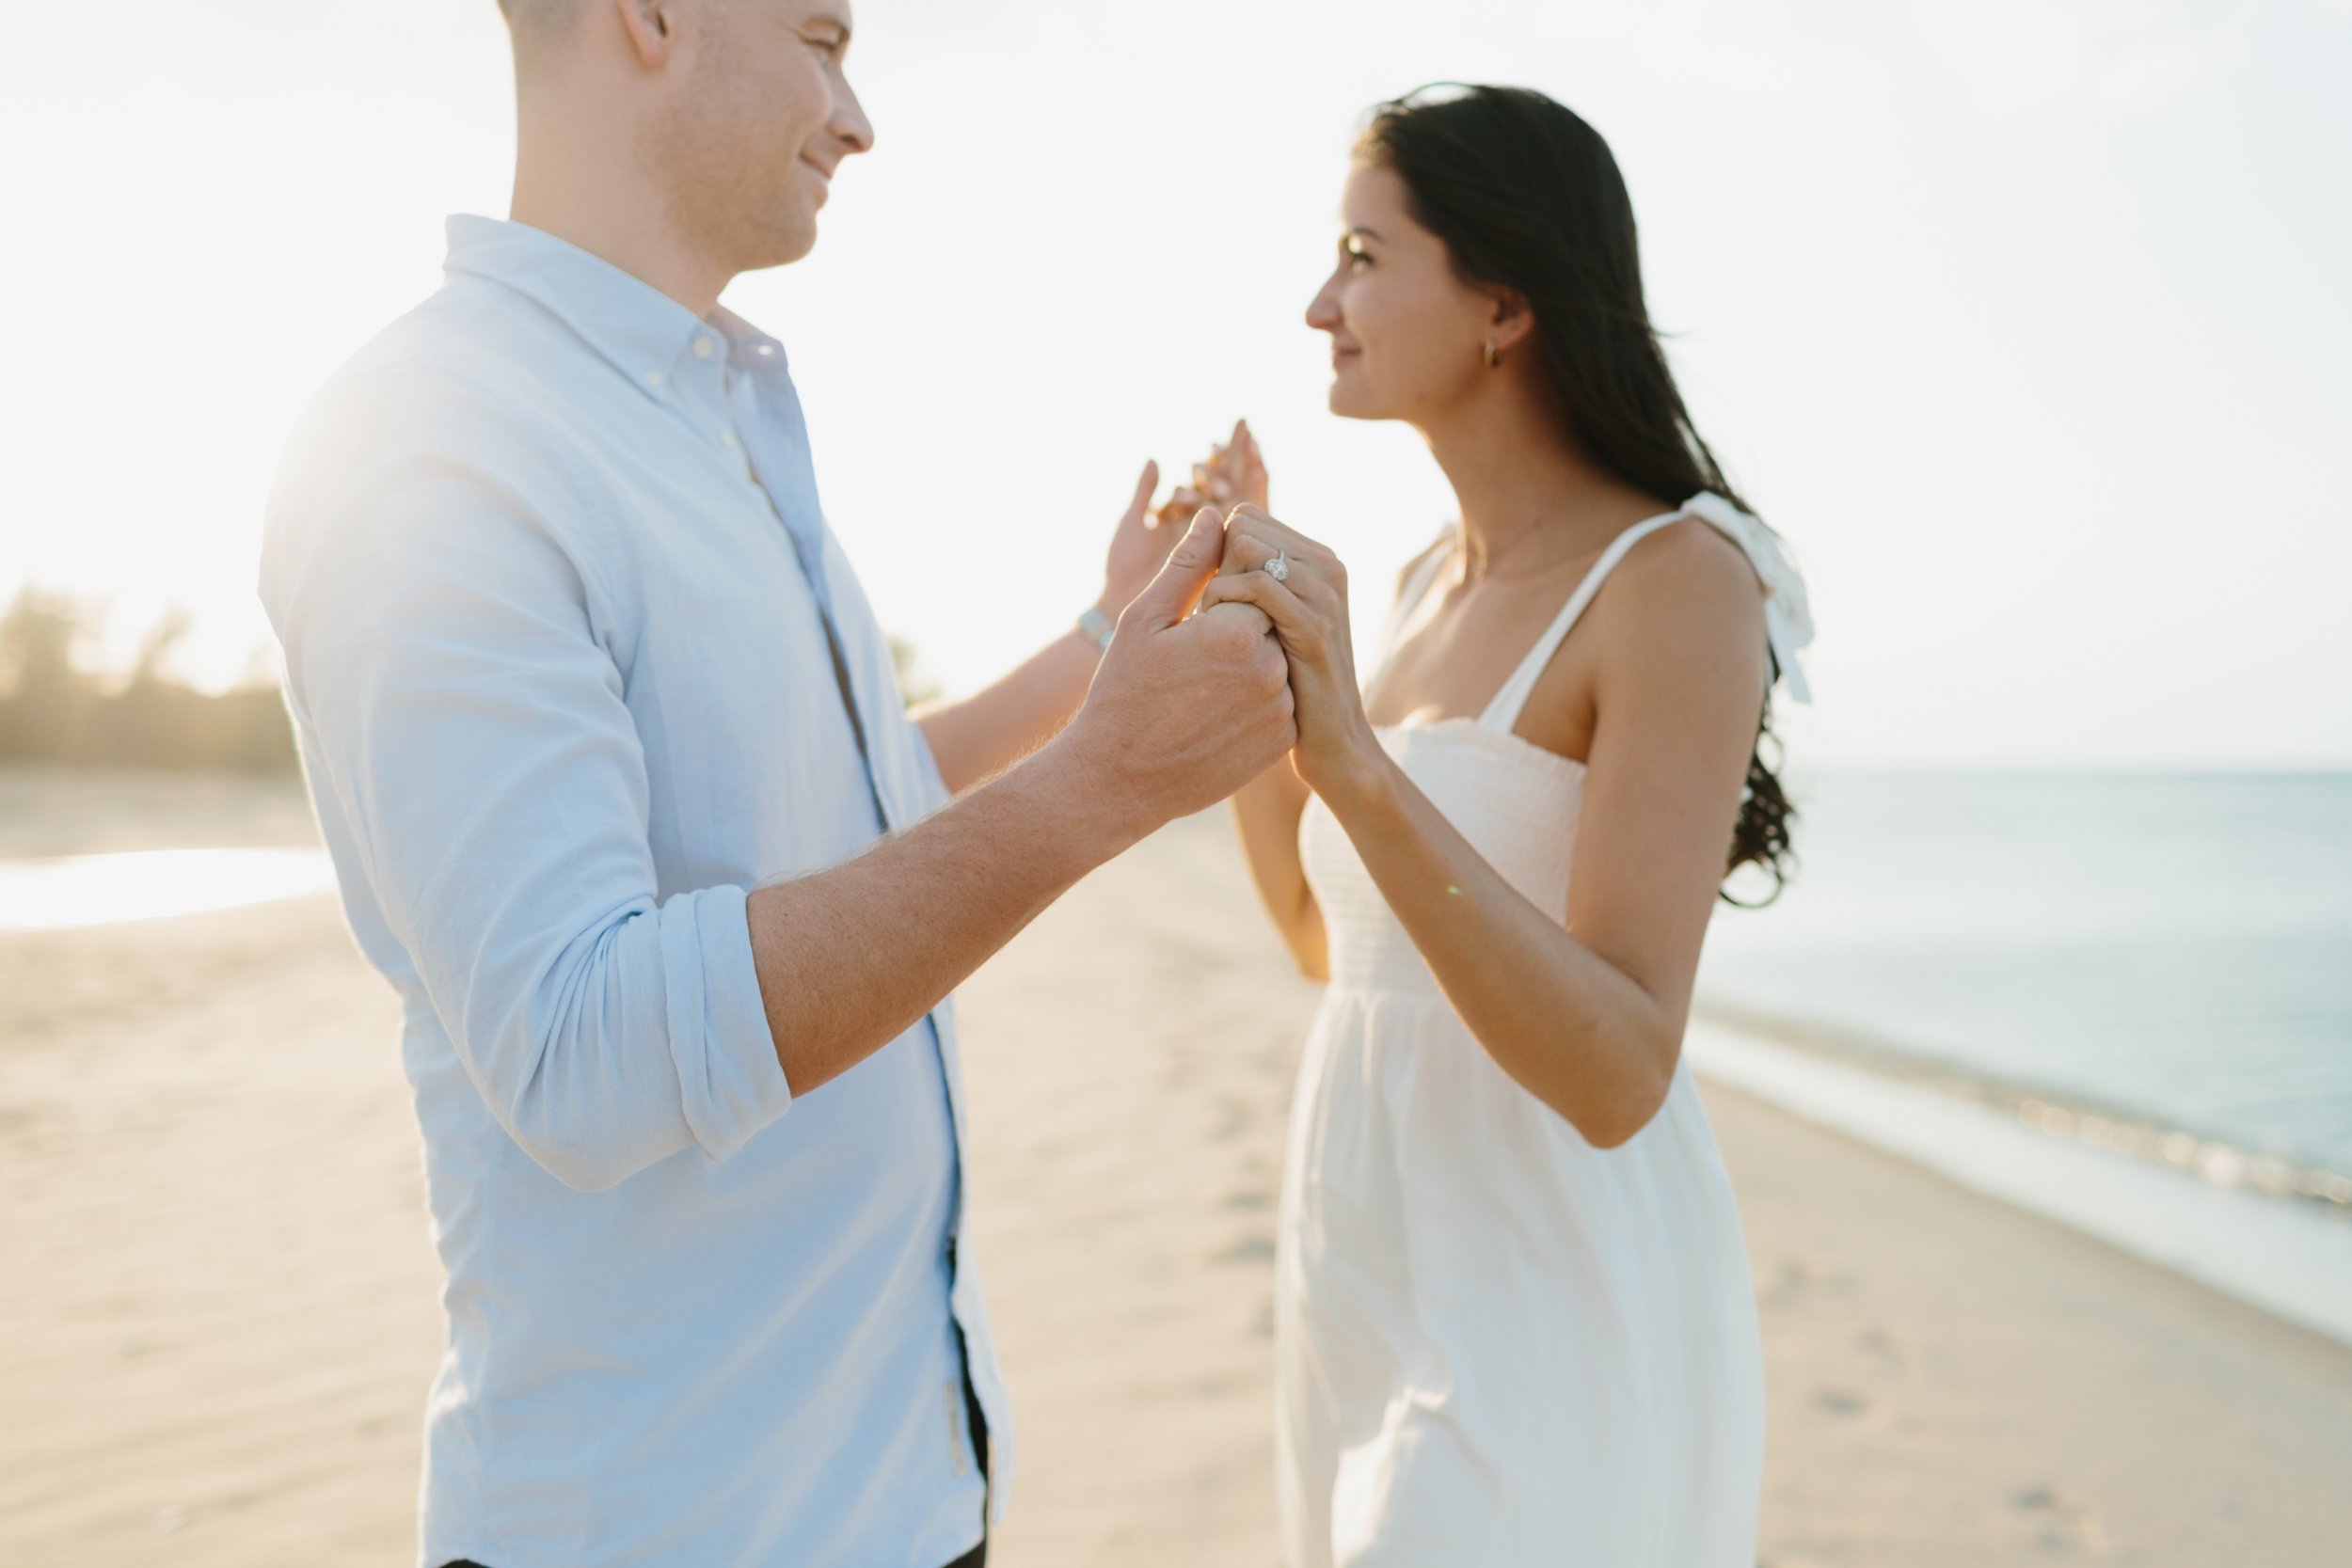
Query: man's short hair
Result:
<box><xmin>498</xmin><ymin>0</ymin><xmax>580</xmax><ymax>45</ymax></box>
<box><xmin>497</xmin><ymin>0</ymin><xmax>590</xmax><ymax>72</ymax></box>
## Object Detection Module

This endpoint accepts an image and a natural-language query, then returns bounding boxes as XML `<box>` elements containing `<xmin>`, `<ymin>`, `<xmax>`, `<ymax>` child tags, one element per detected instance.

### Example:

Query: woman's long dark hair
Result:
<box><xmin>1359</xmin><ymin>84</ymin><xmax>1793</xmax><ymax>902</ymax></box>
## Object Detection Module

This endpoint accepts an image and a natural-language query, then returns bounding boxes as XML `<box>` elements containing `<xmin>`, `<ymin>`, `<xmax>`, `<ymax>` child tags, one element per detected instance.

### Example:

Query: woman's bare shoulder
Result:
<box><xmin>1599</xmin><ymin>515</ymin><xmax>1770</xmax><ymax>669</ymax></box>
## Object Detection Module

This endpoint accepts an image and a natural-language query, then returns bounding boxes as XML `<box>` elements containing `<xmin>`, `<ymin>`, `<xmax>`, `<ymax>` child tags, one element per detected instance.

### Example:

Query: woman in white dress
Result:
<box><xmin>1186</xmin><ymin>87</ymin><xmax>1814</xmax><ymax>1566</ymax></box>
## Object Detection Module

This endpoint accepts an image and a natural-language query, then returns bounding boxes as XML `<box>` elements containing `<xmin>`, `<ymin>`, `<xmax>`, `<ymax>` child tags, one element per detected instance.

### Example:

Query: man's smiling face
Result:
<box><xmin>658</xmin><ymin>1</ymin><xmax>874</xmax><ymax>272</ymax></box>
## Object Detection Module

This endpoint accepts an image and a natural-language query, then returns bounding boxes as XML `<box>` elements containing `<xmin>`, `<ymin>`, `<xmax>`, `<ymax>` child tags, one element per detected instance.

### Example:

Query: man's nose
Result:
<box><xmin>834</xmin><ymin>80</ymin><xmax>875</xmax><ymax>154</ymax></box>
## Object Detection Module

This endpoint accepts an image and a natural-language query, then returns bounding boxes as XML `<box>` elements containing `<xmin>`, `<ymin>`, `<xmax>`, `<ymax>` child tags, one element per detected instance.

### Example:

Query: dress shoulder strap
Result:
<box><xmin>1477</xmin><ymin>507</ymin><xmax>1689</xmax><ymax>732</ymax></box>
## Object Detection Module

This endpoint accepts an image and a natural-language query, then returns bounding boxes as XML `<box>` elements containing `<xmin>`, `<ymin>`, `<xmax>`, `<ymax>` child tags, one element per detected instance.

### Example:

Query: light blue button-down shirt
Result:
<box><xmin>261</xmin><ymin>215</ymin><xmax>1009</xmax><ymax>1568</ymax></box>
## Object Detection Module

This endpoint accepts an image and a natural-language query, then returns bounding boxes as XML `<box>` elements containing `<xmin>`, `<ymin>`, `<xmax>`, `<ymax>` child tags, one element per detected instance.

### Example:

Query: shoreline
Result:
<box><xmin>8</xmin><ymin>831</ymin><xmax>2349</xmax><ymax>1353</ymax></box>
<box><xmin>0</xmin><ymin>847</ymin><xmax>337</xmax><ymax>932</ymax></box>
<box><xmin>9</xmin><ymin>836</ymin><xmax>2350</xmax><ymax>1344</ymax></box>
<box><xmin>1686</xmin><ymin>1017</ymin><xmax>2352</xmax><ymax>1352</ymax></box>
<box><xmin>1695</xmin><ymin>999</ymin><xmax>2352</xmax><ymax>1214</ymax></box>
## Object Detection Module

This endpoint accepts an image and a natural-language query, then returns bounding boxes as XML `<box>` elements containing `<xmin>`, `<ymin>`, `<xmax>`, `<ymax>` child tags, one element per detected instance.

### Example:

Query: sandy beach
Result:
<box><xmin>4</xmin><ymin>804</ymin><xmax>2350</xmax><ymax>1566</ymax></box>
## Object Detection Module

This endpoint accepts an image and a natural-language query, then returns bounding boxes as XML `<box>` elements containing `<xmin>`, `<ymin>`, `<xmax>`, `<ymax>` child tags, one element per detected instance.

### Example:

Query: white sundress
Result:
<box><xmin>1277</xmin><ymin>493</ymin><xmax>1810</xmax><ymax>1568</ymax></box>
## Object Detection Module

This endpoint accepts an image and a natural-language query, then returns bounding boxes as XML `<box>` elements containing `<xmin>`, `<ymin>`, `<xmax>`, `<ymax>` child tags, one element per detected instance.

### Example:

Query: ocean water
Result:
<box><xmin>1696</xmin><ymin>773</ymin><xmax>2352</xmax><ymax>1181</ymax></box>
<box><xmin>0</xmin><ymin>847</ymin><xmax>337</xmax><ymax>931</ymax></box>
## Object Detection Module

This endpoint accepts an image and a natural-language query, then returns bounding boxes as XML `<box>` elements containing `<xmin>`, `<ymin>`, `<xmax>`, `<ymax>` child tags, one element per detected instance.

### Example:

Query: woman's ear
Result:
<box><xmin>1487</xmin><ymin>288</ymin><xmax>1537</xmax><ymax>357</ymax></box>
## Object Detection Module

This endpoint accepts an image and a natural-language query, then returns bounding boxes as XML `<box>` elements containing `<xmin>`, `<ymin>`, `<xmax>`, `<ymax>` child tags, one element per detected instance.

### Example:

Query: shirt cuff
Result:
<box><xmin>660</xmin><ymin>881</ymin><xmax>793</xmax><ymax>1162</ymax></box>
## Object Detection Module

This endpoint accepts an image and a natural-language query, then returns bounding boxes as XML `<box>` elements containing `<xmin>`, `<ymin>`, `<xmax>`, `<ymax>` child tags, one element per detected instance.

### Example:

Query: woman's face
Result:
<box><xmin>1305</xmin><ymin>161</ymin><xmax>1498</xmax><ymax>425</ymax></box>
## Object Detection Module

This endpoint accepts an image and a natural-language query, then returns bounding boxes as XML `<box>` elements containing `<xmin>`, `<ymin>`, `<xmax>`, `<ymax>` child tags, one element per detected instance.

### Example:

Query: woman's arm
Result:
<box><xmin>914</xmin><ymin>626</ymin><xmax>1103</xmax><ymax>796</ymax></box>
<box><xmin>1204</xmin><ymin>512</ymin><xmax>1767</xmax><ymax>1148</ymax></box>
<box><xmin>1227</xmin><ymin>758</ymin><xmax>1325</xmax><ymax>979</ymax></box>
<box><xmin>914</xmin><ymin>462</ymin><xmax>1174</xmax><ymax>794</ymax></box>
<box><xmin>1186</xmin><ymin>421</ymin><xmax>1329</xmax><ymax>974</ymax></box>
<box><xmin>1225</xmin><ymin>534</ymin><xmax>1451</xmax><ymax>981</ymax></box>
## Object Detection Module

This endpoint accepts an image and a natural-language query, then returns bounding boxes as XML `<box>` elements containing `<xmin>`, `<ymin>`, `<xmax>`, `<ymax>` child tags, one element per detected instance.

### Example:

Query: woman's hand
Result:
<box><xmin>1196</xmin><ymin>505</ymin><xmax>1387</xmax><ymax>804</ymax></box>
<box><xmin>1097</xmin><ymin>460</ymin><xmax>1180</xmax><ymax>619</ymax></box>
<box><xmin>1154</xmin><ymin>420</ymin><xmax>1269</xmax><ymax>532</ymax></box>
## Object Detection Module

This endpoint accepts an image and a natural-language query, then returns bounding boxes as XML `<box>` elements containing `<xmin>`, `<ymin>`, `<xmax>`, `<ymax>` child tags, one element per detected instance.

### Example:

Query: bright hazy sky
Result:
<box><xmin>4</xmin><ymin>0</ymin><xmax>2347</xmax><ymax>770</ymax></box>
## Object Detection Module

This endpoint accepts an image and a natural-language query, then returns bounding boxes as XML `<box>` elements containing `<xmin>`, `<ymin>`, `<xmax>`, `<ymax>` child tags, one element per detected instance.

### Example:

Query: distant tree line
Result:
<box><xmin>0</xmin><ymin>588</ymin><xmax>296</xmax><ymax>772</ymax></box>
<box><xmin>0</xmin><ymin>587</ymin><xmax>943</xmax><ymax>774</ymax></box>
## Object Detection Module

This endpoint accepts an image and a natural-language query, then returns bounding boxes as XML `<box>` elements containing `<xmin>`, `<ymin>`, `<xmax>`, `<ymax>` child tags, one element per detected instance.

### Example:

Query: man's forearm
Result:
<box><xmin>914</xmin><ymin>622</ymin><xmax>1102</xmax><ymax>795</ymax></box>
<box><xmin>745</xmin><ymin>732</ymin><xmax>1136</xmax><ymax>1095</ymax></box>
<box><xmin>767</xmin><ymin>504</ymin><xmax>1295</xmax><ymax>1096</ymax></box>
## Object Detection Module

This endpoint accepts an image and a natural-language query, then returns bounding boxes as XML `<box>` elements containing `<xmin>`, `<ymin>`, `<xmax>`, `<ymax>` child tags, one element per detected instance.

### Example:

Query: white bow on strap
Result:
<box><xmin>1679</xmin><ymin>491</ymin><xmax>1814</xmax><ymax>705</ymax></box>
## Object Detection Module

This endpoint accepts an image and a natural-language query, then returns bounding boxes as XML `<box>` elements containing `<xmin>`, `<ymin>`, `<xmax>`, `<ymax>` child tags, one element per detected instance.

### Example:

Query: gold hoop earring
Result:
<box><xmin>1483</xmin><ymin>340</ymin><xmax>1501</xmax><ymax>369</ymax></box>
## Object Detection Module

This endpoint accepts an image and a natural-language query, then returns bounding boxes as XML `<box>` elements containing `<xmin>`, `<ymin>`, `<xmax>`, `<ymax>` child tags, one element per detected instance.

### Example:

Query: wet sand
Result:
<box><xmin>4</xmin><ymin>808</ymin><xmax>2349</xmax><ymax>1566</ymax></box>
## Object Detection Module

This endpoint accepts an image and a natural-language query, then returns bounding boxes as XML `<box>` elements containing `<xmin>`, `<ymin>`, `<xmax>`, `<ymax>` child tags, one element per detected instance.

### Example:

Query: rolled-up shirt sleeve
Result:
<box><xmin>266</xmin><ymin>395</ymin><xmax>792</xmax><ymax>1192</ymax></box>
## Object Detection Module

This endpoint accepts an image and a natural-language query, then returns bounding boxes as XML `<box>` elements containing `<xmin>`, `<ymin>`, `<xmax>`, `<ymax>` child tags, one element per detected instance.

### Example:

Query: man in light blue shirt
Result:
<box><xmin>259</xmin><ymin>3</ymin><xmax>1295</xmax><ymax>1564</ymax></box>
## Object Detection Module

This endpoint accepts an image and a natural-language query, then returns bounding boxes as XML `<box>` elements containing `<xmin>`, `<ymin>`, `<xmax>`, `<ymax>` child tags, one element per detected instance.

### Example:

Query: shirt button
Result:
<box><xmin>693</xmin><ymin>336</ymin><xmax>714</xmax><ymax>358</ymax></box>
<box><xmin>719</xmin><ymin>429</ymin><xmax>737</xmax><ymax>448</ymax></box>
<box><xmin>643</xmin><ymin>370</ymin><xmax>664</xmax><ymax>389</ymax></box>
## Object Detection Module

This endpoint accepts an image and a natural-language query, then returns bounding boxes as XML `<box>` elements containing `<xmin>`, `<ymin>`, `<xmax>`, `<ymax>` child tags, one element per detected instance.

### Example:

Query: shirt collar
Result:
<box><xmin>441</xmin><ymin>214</ymin><xmax>785</xmax><ymax>396</ymax></box>
<box><xmin>709</xmin><ymin>304</ymin><xmax>790</xmax><ymax>373</ymax></box>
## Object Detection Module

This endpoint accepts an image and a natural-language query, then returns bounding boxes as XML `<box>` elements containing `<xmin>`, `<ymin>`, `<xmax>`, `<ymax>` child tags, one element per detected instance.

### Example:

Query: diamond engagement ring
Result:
<box><xmin>1263</xmin><ymin>549</ymin><xmax>1290</xmax><ymax>582</ymax></box>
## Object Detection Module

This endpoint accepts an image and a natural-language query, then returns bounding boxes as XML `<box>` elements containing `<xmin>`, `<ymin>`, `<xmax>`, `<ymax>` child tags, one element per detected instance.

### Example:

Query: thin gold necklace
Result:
<box><xmin>1455</xmin><ymin>517</ymin><xmax>1592</xmax><ymax>584</ymax></box>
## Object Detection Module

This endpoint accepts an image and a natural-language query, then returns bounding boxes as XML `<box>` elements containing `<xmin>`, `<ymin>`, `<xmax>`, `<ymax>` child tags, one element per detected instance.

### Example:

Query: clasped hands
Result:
<box><xmin>1188</xmin><ymin>421</ymin><xmax>1375</xmax><ymax>801</ymax></box>
<box><xmin>1190</xmin><ymin>499</ymin><xmax>1371</xmax><ymax>802</ymax></box>
<box><xmin>1067</xmin><ymin>420</ymin><xmax>1391</xmax><ymax>834</ymax></box>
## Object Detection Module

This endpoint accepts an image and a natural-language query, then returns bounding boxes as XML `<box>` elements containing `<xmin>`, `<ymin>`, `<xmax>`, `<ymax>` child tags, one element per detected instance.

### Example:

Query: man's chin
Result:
<box><xmin>743</xmin><ymin>215</ymin><xmax>821</xmax><ymax>273</ymax></box>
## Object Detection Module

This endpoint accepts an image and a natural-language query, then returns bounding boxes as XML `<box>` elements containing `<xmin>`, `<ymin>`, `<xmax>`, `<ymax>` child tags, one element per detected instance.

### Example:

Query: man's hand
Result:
<box><xmin>1057</xmin><ymin>507</ymin><xmax>1296</xmax><ymax>833</ymax></box>
<box><xmin>1198</xmin><ymin>506</ymin><xmax>1375</xmax><ymax>802</ymax></box>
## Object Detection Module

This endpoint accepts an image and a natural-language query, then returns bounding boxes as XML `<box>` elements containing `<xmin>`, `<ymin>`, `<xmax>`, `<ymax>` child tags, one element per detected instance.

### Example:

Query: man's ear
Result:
<box><xmin>614</xmin><ymin>0</ymin><xmax>677</xmax><ymax>67</ymax></box>
<box><xmin>1487</xmin><ymin>288</ymin><xmax>1537</xmax><ymax>358</ymax></box>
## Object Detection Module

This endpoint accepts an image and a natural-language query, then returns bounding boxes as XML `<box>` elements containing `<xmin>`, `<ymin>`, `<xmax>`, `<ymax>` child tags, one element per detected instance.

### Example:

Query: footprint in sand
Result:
<box><xmin>1213</xmin><ymin>1235</ymin><xmax>1275</xmax><ymax>1265</ymax></box>
<box><xmin>2014</xmin><ymin>1484</ymin><xmax>2109</xmax><ymax>1556</ymax></box>
<box><xmin>1761</xmin><ymin>1259</ymin><xmax>1814</xmax><ymax>1307</ymax></box>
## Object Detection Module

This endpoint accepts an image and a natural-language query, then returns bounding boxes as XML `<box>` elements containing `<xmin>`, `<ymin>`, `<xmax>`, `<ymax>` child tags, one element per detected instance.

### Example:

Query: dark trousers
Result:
<box><xmin>442</xmin><ymin>1373</ymin><xmax>991</xmax><ymax>1568</ymax></box>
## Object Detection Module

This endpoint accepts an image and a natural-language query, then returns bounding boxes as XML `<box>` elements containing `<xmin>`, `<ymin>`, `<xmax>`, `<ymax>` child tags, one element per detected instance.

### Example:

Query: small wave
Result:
<box><xmin>1685</xmin><ymin>1017</ymin><xmax>2352</xmax><ymax>1350</ymax></box>
<box><xmin>1692</xmin><ymin>1000</ymin><xmax>2352</xmax><ymax>1213</ymax></box>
